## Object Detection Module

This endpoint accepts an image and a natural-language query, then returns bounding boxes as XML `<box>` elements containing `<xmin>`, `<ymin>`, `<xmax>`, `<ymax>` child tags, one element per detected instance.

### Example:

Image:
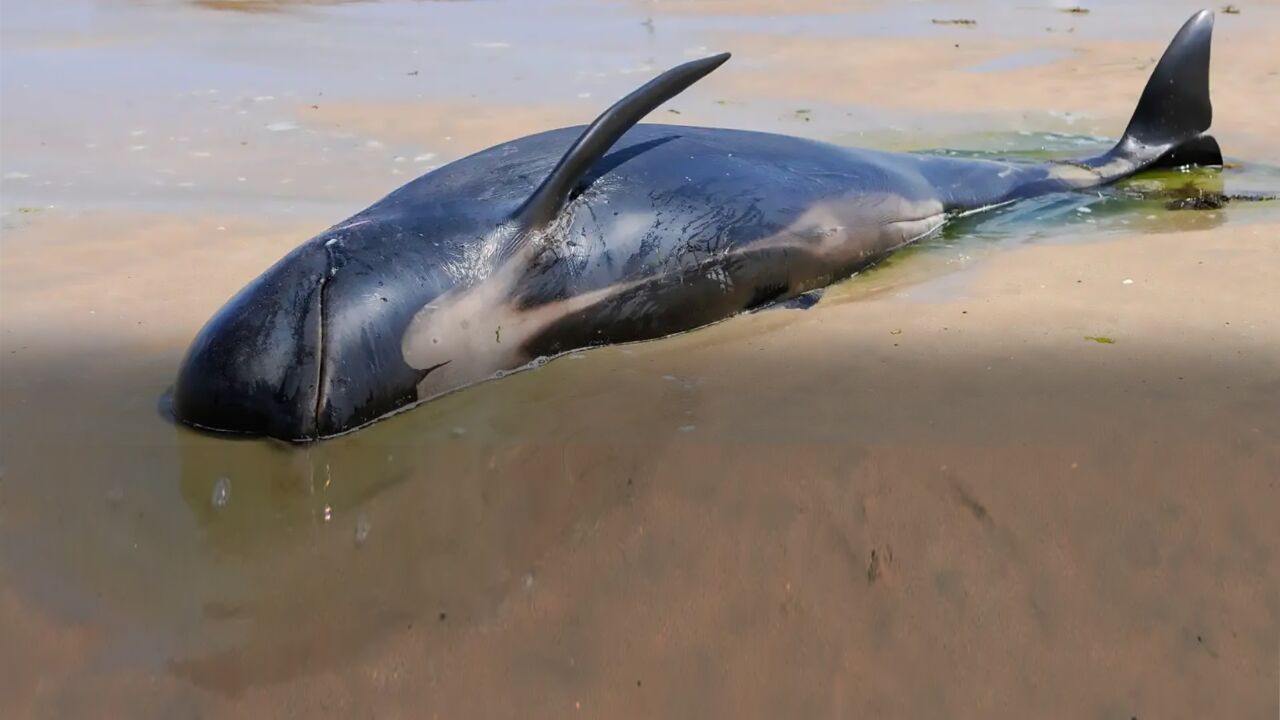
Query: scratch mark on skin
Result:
<box><xmin>1047</xmin><ymin>156</ymin><xmax>1138</xmax><ymax>186</ymax></box>
<box><xmin>327</xmin><ymin>218</ymin><xmax>374</xmax><ymax>234</ymax></box>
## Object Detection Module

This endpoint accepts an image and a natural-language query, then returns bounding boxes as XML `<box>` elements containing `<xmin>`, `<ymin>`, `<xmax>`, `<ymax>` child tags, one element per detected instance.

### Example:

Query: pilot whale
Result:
<box><xmin>175</xmin><ymin>10</ymin><xmax>1223</xmax><ymax>441</ymax></box>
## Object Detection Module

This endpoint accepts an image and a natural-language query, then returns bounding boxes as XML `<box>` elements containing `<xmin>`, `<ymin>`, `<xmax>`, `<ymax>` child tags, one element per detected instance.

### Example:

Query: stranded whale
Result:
<box><xmin>174</xmin><ymin>10</ymin><xmax>1222</xmax><ymax>440</ymax></box>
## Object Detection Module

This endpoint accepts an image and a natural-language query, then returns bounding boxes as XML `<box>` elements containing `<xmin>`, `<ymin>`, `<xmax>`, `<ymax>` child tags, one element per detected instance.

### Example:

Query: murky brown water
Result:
<box><xmin>2</xmin><ymin>0</ymin><xmax>1278</xmax><ymax>716</ymax></box>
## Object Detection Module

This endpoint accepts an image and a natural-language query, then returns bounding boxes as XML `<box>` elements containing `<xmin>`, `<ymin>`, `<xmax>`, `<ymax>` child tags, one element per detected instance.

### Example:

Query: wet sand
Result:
<box><xmin>2</xmin><ymin>0</ymin><xmax>1278</xmax><ymax>717</ymax></box>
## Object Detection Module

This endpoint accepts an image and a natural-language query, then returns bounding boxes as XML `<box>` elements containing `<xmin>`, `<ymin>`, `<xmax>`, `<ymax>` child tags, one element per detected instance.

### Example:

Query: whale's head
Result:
<box><xmin>173</xmin><ymin>241</ymin><xmax>329</xmax><ymax>440</ymax></box>
<box><xmin>172</xmin><ymin>218</ymin><xmax>462</xmax><ymax>441</ymax></box>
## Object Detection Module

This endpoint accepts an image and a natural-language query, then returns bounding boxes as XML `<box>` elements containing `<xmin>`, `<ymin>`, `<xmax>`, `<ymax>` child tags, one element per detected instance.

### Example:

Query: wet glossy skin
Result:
<box><xmin>173</xmin><ymin>124</ymin><xmax>1068</xmax><ymax>439</ymax></box>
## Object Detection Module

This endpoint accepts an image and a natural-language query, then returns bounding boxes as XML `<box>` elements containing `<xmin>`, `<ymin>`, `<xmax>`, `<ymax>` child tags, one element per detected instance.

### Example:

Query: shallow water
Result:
<box><xmin>828</xmin><ymin>135</ymin><xmax>1280</xmax><ymax>305</ymax></box>
<box><xmin>2</xmin><ymin>0</ymin><xmax>1278</xmax><ymax>716</ymax></box>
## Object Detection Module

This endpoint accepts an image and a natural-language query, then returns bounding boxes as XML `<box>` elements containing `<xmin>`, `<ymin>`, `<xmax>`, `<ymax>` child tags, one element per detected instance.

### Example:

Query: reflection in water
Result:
<box><xmin>166</xmin><ymin>341</ymin><xmax>713</xmax><ymax>693</ymax></box>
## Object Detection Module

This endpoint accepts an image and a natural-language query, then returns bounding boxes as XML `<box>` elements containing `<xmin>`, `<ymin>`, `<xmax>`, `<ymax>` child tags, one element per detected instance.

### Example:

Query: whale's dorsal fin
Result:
<box><xmin>513</xmin><ymin>52</ymin><xmax>730</xmax><ymax>232</ymax></box>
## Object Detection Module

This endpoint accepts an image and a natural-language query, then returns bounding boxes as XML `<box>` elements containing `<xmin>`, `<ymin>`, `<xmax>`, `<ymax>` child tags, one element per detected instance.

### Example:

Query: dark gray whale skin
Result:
<box><xmin>173</xmin><ymin>10</ymin><xmax>1222</xmax><ymax>441</ymax></box>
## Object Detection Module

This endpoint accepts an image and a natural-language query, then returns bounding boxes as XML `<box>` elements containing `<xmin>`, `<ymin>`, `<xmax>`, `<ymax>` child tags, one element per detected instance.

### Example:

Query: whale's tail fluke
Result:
<box><xmin>1120</xmin><ymin>9</ymin><xmax>1215</xmax><ymax>152</ymax></box>
<box><xmin>1084</xmin><ymin>9</ymin><xmax>1221</xmax><ymax>176</ymax></box>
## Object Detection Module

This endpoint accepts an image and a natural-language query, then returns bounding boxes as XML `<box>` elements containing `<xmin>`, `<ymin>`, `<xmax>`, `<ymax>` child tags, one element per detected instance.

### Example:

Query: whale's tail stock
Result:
<box><xmin>1083</xmin><ymin>9</ymin><xmax>1223</xmax><ymax>178</ymax></box>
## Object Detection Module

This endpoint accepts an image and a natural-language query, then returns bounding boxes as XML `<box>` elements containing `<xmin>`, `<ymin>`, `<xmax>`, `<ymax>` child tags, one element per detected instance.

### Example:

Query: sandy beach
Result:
<box><xmin>1</xmin><ymin>0</ymin><xmax>1277</xmax><ymax>717</ymax></box>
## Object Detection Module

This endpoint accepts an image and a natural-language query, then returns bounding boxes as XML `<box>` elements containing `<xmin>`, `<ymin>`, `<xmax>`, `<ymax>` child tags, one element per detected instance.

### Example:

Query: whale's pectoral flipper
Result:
<box><xmin>513</xmin><ymin>52</ymin><xmax>731</xmax><ymax>232</ymax></box>
<box><xmin>1085</xmin><ymin>9</ymin><xmax>1221</xmax><ymax>176</ymax></box>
